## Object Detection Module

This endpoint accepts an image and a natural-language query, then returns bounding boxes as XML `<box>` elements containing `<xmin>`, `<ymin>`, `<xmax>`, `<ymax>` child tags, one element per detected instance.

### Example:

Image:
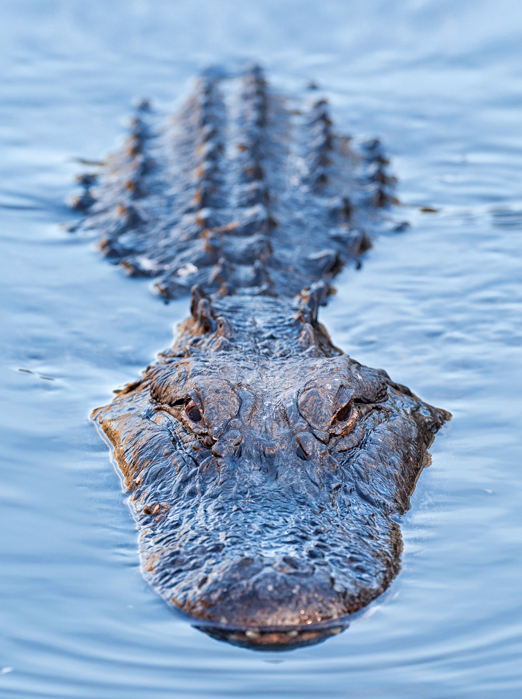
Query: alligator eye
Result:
<box><xmin>333</xmin><ymin>402</ymin><xmax>352</xmax><ymax>423</ymax></box>
<box><xmin>185</xmin><ymin>401</ymin><xmax>202</xmax><ymax>423</ymax></box>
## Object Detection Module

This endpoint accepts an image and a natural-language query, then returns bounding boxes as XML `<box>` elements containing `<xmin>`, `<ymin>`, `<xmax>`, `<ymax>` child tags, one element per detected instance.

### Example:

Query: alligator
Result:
<box><xmin>71</xmin><ymin>65</ymin><xmax>450</xmax><ymax>650</ymax></box>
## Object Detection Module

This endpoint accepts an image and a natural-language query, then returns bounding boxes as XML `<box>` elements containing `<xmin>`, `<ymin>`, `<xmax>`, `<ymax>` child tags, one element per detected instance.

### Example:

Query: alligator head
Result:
<box><xmin>94</xmin><ymin>298</ymin><xmax>449</xmax><ymax>650</ymax></box>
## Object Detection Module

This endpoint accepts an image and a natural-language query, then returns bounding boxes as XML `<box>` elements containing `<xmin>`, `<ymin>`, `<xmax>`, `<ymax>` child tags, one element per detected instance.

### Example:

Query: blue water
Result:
<box><xmin>1</xmin><ymin>1</ymin><xmax>522</xmax><ymax>697</ymax></box>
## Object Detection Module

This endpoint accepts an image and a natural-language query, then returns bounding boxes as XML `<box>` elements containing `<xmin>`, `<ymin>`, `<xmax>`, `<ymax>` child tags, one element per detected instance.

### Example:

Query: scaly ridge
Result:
<box><xmin>73</xmin><ymin>66</ymin><xmax>386</xmax><ymax>300</ymax></box>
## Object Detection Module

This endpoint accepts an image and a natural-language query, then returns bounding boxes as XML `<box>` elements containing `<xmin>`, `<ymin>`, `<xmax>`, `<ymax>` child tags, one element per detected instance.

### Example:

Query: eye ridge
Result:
<box><xmin>333</xmin><ymin>395</ymin><xmax>386</xmax><ymax>425</ymax></box>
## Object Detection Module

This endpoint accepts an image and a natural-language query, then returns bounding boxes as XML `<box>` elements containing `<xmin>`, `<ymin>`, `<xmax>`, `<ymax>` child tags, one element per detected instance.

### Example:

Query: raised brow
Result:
<box><xmin>193</xmin><ymin>377</ymin><xmax>241</xmax><ymax>437</ymax></box>
<box><xmin>150</xmin><ymin>362</ymin><xmax>189</xmax><ymax>404</ymax></box>
<box><xmin>297</xmin><ymin>377</ymin><xmax>353</xmax><ymax>432</ymax></box>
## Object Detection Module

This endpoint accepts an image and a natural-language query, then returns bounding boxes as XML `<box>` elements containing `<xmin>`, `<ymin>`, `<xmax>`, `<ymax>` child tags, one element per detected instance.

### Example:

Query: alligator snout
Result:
<box><xmin>192</xmin><ymin>555</ymin><xmax>352</xmax><ymax>649</ymax></box>
<box><xmin>94</xmin><ymin>341</ymin><xmax>449</xmax><ymax>649</ymax></box>
<box><xmin>193</xmin><ymin>554</ymin><xmax>342</xmax><ymax>627</ymax></box>
<box><xmin>138</xmin><ymin>475</ymin><xmax>405</xmax><ymax>648</ymax></box>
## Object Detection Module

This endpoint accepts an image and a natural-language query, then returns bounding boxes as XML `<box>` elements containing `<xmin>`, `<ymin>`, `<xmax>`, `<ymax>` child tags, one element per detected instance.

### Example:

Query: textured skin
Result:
<box><xmin>75</xmin><ymin>66</ymin><xmax>450</xmax><ymax>650</ymax></box>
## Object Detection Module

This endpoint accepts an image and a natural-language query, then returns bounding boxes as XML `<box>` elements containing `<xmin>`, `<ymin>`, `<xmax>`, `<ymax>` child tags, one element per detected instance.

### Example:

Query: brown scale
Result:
<box><xmin>305</xmin><ymin>100</ymin><xmax>334</xmax><ymax>192</ymax></box>
<box><xmin>230</xmin><ymin>70</ymin><xmax>275</xmax><ymax>291</ymax></box>
<box><xmin>373</xmin><ymin>188</ymin><xmax>389</xmax><ymax>208</ymax></box>
<box><xmin>189</xmin><ymin>67</ymin><xmax>275</xmax><ymax>295</ymax></box>
<box><xmin>98</xmin><ymin>202</ymin><xmax>145</xmax><ymax>261</ymax></box>
<box><xmin>124</xmin><ymin>161</ymin><xmax>148</xmax><ymax>200</ymax></box>
<box><xmin>367</xmin><ymin>162</ymin><xmax>391</xmax><ymax>186</ymax></box>
<box><xmin>70</xmin><ymin>185</ymin><xmax>95</xmax><ymax>211</ymax></box>
<box><xmin>193</xmin><ymin>185</ymin><xmax>216</xmax><ymax>210</ymax></box>
<box><xmin>75</xmin><ymin>109</ymin><xmax>148</xmax><ymax>211</ymax></box>
<box><xmin>125</xmin><ymin>116</ymin><xmax>147</xmax><ymax>156</ymax></box>
<box><xmin>193</xmin><ymin>78</ymin><xmax>225</xmax><ymax>211</ymax></box>
<box><xmin>244</xmin><ymin>80</ymin><xmax>267</xmax><ymax>129</ymax></box>
<box><xmin>362</xmin><ymin>141</ymin><xmax>396</xmax><ymax>208</ymax></box>
<box><xmin>371</xmin><ymin>163</ymin><xmax>398</xmax><ymax>208</ymax></box>
<box><xmin>236</xmin><ymin>70</ymin><xmax>268</xmax><ymax>186</ymax></box>
<box><xmin>194</xmin><ymin>79</ymin><xmax>217</xmax><ymax>129</ymax></box>
<box><xmin>120</xmin><ymin>113</ymin><xmax>153</xmax><ymax>202</ymax></box>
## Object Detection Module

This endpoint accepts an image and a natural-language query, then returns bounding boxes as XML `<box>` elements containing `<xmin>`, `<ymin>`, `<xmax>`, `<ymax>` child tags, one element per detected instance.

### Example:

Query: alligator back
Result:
<box><xmin>73</xmin><ymin>65</ymin><xmax>390</xmax><ymax>300</ymax></box>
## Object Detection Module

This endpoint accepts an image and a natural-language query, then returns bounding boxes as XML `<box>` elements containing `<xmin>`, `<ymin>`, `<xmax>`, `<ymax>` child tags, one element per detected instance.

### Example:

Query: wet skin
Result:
<box><xmin>76</xmin><ymin>66</ymin><xmax>450</xmax><ymax>649</ymax></box>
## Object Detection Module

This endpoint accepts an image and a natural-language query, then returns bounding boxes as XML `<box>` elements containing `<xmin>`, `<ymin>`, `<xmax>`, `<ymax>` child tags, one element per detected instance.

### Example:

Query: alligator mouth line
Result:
<box><xmin>193</xmin><ymin>586</ymin><xmax>392</xmax><ymax>650</ymax></box>
<box><xmin>75</xmin><ymin>64</ymin><xmax>450</xmax><ymax>649</ymax></box>
<box><xmin>196</xmin><ymin>618</ymin><xmax>350</xmax><ymax>651</ymax></box>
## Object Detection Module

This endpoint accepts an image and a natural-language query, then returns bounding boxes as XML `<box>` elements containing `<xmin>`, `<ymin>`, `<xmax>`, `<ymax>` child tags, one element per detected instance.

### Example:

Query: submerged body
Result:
<box><xmin>74</xmin><ymin>66</ymin><xmax>449</xmax><ymax>649</ymax></box>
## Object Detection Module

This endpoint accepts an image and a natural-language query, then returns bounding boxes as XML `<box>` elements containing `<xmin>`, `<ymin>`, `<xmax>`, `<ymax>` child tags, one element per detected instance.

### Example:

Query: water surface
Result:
<box><xmin>1</xmin><ymin>1</ymin><xmax>522</xmax><ymax>697</ymax></box>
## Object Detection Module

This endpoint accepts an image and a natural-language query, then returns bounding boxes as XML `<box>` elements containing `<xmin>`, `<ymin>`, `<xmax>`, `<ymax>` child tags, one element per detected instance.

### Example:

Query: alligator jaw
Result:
<box><xmin>195</xmin><ymin>619</ymin><xmax>350</xmax><ymax>651</ymax></box>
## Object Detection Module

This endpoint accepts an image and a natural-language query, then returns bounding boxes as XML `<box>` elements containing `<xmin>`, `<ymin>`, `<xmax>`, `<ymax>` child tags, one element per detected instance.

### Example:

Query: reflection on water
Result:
<box><xmin>1</xmin><ymin>1</ymin><xmax>522</xmax><ymax>697</ymax></box>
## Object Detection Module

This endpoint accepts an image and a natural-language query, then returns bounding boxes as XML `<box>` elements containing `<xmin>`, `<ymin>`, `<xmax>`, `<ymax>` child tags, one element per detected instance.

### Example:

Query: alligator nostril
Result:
<box><xmin>307</xmin><ymin>548</ymin><xmax>324</xmax><ymax>560</ymax></box>
<box><xmin>262</xmin><ymin>443</ymin><xmax>277</xmax><ymax>457</ymax></box>
<box><xmin>282</xmin><ymin>556</ymin><xmax>299</xmax><ymax>569</ymax></box>
<box><xmin>237</xmin><ymin>557</ymin><xmax>255</xmax><ymax>569</ymax></box>
<box><xmin>296</xmin><ymin>445</ymin><xmax>307</xmax><ymax>460</ymax></box>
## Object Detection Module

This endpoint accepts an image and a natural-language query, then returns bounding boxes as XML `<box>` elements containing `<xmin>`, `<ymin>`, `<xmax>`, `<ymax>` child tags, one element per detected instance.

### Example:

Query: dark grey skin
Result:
<box><xmin>74</xmin><ymin>66</ymin><xmax>450</xmax><ymax>650</ymax></box>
